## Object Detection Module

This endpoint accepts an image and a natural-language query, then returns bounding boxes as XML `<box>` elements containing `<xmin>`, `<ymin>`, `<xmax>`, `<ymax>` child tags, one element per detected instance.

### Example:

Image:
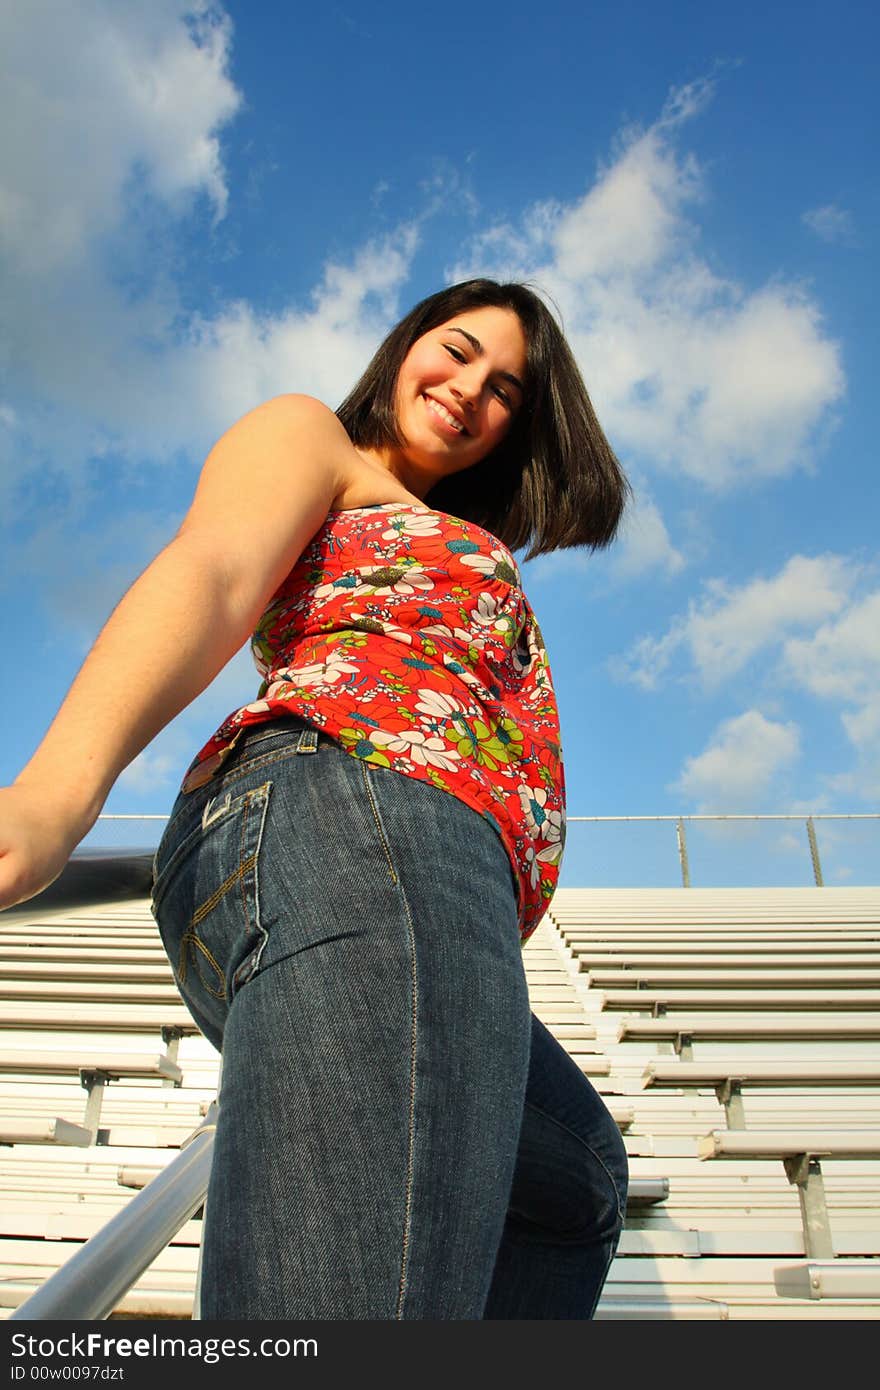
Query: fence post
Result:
<box><xmin>676</xmin><ymin>817</ymin><xmax>691</xmax><ymax>887</ymax></box>
<box><xmin>806</xmin><ymin>816</ymin><xmax>824</xmax><ymax>887</ymax></box>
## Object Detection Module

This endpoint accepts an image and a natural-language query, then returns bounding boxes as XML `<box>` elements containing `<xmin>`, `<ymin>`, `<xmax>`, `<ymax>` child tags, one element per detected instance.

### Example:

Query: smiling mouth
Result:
<box><xmin>424</xmin><ymin>394</ymin><xmax>468</xmax><ymax>435</ymax></box>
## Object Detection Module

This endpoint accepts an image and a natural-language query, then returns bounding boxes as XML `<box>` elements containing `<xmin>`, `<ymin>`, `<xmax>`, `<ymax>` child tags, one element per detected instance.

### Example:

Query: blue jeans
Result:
<box><xmin>151</xmin><ymin>717</ymin><xmax>627</xmax><ymax>1319</ymax></box>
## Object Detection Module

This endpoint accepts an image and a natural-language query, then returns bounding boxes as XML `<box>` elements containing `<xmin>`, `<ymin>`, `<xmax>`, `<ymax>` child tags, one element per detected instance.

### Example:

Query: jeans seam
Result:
<box><xmin>359</xmin><ymin>761</ymin><xmax>398</xmax><ymax>885</ymax></box>
<box><xmin>359</xmin><ymin>761</ymin><xmax>417</xmax><ymax>1319</ymax></box>
<box><xmin>239</xmin><ymin>794</ymin><xmax>253</xmax><ymax>934</ymax></box>
<box><xmin>235</xmin><ymin>784</ymin><xmax>272</xmax><ymax>987</ymax></box>
<box><xmin>217</xmin><ymin>743</ymin><xmax>301</xmax><ymax>784</ymax></box>
<box><xmin>587</xmin><ymin>1242</ymin><xmax>618</xmax><ymax>1319</ymax></box>
<box><xmin>522</xmin><ymin>1098</ymin><xmax>628</xmax><ymax>1228</ymax></box>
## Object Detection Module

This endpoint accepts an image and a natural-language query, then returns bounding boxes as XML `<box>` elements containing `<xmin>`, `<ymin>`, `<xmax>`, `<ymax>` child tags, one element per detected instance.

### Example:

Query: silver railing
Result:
<box><xmin>567</xmin><ymin>813</ymin><xmax>880</xmax><ymax>889</ymax></box>
<box><xmin>9</xmin><ymin>1106</ymin><xmax>217</xmax><ymax>1320</ymax></box>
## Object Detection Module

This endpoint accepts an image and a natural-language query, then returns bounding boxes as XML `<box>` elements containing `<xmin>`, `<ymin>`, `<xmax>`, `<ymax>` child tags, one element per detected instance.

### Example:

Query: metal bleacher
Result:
<box><xmin>1</xmin><ymin>876</ymin><xmax>878</xmax><ymax>1320</ymax></box>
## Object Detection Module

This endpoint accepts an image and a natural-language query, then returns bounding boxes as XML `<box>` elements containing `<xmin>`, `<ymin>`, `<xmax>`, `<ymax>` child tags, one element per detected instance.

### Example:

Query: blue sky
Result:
<box><xmin>2</xmin><ymin>0</ymin><xmax>878</xmax><ymax>888</ymax></box>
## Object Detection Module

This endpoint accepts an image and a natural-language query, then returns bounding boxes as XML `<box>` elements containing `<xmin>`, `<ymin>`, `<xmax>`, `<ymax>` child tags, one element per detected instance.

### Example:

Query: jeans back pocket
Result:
<box><xmin>150</xmin><ymin>780</ymin><xmax>273</xmax><ymax>1051</ymax></box>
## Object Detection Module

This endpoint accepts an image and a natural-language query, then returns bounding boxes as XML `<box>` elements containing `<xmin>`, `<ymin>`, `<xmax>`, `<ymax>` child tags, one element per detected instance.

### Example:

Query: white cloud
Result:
<box><xmin>672</xmin><ymin>709</ymin><xmax>801</xmax><ymax>811</ymax></box>
<box><xmin>782</xmin><ymin>591</ymin><xmax>880</xmax><ymax>703</ymax></box>
<box><xmin>612</xmin><ymin>493</ymin><xmax>685</xmax><ymax>579</ymax></box>
<box><xmin>117</xmin><ymin>748</ymin><xmax>181</xmax><ymax>795</ymax></box>
<box><xmin>167</xmin><ymin>226</ymin><xmax>419</xmax><ymax>441</ymax></box>
<box><xmin>0</xmin><ymin>1</ymin><xmax>239</xmax><ymax>277</ymax></box>
<box><xmin>802</xmin><ymin>204</ymin><xmax>855</xmax><ymax>244</ymax></box>
<box><xmin>619</xmin><ymin>555</ymin><xmax>880</xmax><ymax>804</ymax></box>
<box><xmin>617</xmin><ymin>553</ymin><xmax>857</xmax><ymax>689</ymax></box>
<box><xmin>0</xmin><ymin>0</ymin><xmax>420</xmax><ymax>499</ymax></box>
<box><xmin>525</xmin><ymin>489</ymin><xmax>684</xmax><ymax>583</ymax></box>
<box><xmin>449</xmin><ymin>82</ymin><xmax>844</xmax><ymax>489</ymax></box>
<box><xmin>1</xmin><ymin>0</ymin><xmax>243</xmax><ymax>492</ymax></box>
<box><xmin>783</xmin><ymin>592</ymin><xmax>880</xmax><ymax>800</ymax></box>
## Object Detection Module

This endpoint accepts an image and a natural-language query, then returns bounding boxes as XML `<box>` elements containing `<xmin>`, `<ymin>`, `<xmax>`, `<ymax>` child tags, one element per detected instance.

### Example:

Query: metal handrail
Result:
<box><xmin>9</xmin><ymin>1107</ymin><xmax>216</xmax><ymax>1321</ymax></box>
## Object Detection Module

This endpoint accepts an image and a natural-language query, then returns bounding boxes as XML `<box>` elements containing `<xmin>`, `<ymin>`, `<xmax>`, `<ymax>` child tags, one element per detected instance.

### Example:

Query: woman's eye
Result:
<box><xmin>493</xmin><ymin>384</ymin><xmax>512</xmax><ymax>407</ymax></box>
<box><xmin>444</xmin><ymin>344</ymin><xmax>466</xmax><ymax>362</ymax></box>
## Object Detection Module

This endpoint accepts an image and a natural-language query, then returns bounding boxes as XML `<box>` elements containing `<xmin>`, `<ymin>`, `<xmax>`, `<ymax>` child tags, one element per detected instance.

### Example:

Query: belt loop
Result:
<box><xmin>295</xmin><ymin>725</ymin><xmax>319</xmax><ymax>754</ymax></box>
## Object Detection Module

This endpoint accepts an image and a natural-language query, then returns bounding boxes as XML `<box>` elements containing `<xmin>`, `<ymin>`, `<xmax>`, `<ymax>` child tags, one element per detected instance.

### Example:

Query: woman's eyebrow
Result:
<box><xmin>447</xmin><ymin>327</ymin><xmax>524</xmax><ymax>395</ymax></box>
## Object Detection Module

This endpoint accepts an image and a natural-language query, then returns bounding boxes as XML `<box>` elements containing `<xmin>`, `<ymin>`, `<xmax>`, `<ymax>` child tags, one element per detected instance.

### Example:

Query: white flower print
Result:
<box><xmin>414</xmin><ymin>689</ymin><xmax>470</xmax><ymax>720</ymax></box>
<box><xmin>472</xmin><ymin>592</ymin><xmax>503</xmax><ymax>626</ymax></box>
<box><xmin>241</xmin><ymin>699</ymin><xmax>271</xmax><ymax>716</ymax></box>
<box><xmin>523</xmin><ymin>845</ymin><xmax>542</xmax><ymax>889</ymax></box>
<box><xmin>460</xmin><ymin>548</ymin><xmax>520</xmax><ymax>586</ymax></box>
<box><xmin>421</xmin><ymin>622</ymin><xmax>481</xmax><ymax>647</ymax></box>
<box><xmin>517</xmin><ymin>784</ymin><xmax>564</xmax><ymax>844</ymax></box>
<box><xmin>381</xmin><ymin>513</ymin><xmax>441</xmax><ymax>542</ymax></box>
<box><xmin>370</xmin><ymin>727</ymin><xmax>462</xmax><ymax>770</ymax></box>
<box><xmin>267</xmin><ymin>651</ymin><xmax>360</xmax><ymax>690</ymax></box>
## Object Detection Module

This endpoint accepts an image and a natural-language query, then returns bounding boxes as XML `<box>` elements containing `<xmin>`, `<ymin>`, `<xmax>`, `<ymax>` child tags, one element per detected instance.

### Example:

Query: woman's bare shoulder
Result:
<box><xmin>244</xmin><ymin>393</ymin><xmax>348</xmax><ymax>435</ymax></box>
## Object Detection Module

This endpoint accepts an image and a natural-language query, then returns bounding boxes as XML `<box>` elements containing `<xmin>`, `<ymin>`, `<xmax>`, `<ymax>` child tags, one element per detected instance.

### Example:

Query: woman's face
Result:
<box><xmin>392</xmin><ymin>305</ymin><xmax>527</xmax><ymax>482</ymax></box>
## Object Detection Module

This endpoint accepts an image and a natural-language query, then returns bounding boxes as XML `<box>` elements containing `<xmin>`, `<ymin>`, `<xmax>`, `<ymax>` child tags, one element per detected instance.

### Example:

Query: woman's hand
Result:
<box><xmin>0</xmin><ymin>784</ymin><xmax>86</xmax><ymax>912</ymax></box>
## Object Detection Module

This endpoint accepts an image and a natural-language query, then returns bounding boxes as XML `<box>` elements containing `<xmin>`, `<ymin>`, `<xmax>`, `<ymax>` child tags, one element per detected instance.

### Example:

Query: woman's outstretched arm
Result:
<box><xmin>0</xmin><ymin>394</ymin><xmax>353</xmax><ymax>909</ymax></box>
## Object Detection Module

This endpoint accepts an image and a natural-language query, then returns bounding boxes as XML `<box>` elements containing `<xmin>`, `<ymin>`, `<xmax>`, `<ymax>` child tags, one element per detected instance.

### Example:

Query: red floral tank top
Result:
<box><xmin>181</xmin><ymin>503</ymin><xmax>565</xmax><ymax>944</ymax></box>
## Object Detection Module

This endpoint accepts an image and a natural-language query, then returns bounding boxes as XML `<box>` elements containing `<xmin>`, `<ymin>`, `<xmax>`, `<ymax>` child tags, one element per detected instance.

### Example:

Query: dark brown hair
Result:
<box><xmin>336</xmin><ymin>278</ymin><xmax>630</xmax><ymax>559</ymax></box>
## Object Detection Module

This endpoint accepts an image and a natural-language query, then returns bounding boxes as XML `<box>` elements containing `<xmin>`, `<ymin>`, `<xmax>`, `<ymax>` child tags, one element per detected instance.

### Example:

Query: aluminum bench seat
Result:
<box><xmin>0</xmin><ymin>1207</ymin><xmax>202</xmax><ymax>1244</ymax></box>
<box><xmin>0</xmin><ymin>1281</ymin><xmax>196</xmax><ymax>1319</ymax></box>
<box><xmin>0</xmin><ymin>1003</ymin><xmax>198</xmax><ymax>1032</ymax></box>
<box><xmin>0</xmin><ymin>1120</ymin><xmax>92</xmax><ymax>1147</ymax></box>
<box><xmin>587</xmin><ymin>967</ymin><xmax>880</xmax><ymax>987</ymax></box>
<box><xmin>697</xmin><ymin>1129</ymin><xmax>880</xmax><ymax>1161</ymax></box>
<box><xmin>643</xmin><ymin>1061</ymin><xmax>880</xmax><ymax>1089</ymax></box>
<box><xmin>0</xmin><ymin>981</ymin><xmax>181</xmax><ymax>1004</ymax></box>
<box><xmin>641</xmin><ymin>1059</ymin><xmax>880</xmax><ymax>1133</ymax></box>
<box><xmin>598</xmin><ymin>988</ymin><xmax>880</xmax><ymax>1011</ymax></box>
<box><xmin>0</xmin><ymin>933</ymin><xmax>161</xmax><ymax>950</ymax></box>
<box><xmin>0</xmin><ymin>1049</ymin><xmax>187</xmax><ymax>1142</ymax></box>
<box><xmin>0</xmin><ymin>962</ymin><xmax>175</xmax><ymax>983</ymax></box>
<box><xmin>0</xmin><ymin>1051</ymin><xmax>181</xmax><ymax>1082</ymax></box>
<box><xmin>0</xmin><ymin>947</ymin><xmax>167</xmax><ymax>964</ymax></box>
<box><xmin>0</xmin><ymin>1235</ymin><xmax>200</xmax><ymax>1280</ymax></box>
<box><xmin>595</xmin><ymin>1296</ymin><xmax>729</xmax><ymax>1319</ymax></box>
<box><xmin>774</xmin><ymin>1261</ymin><xmax>880</xmax><ymax>1300</ymax></box>
<box><xmin>618</xmin><ymin>1017</ymin><xmax>880</xmax><ymax>1043</ymax></box>
<box><xmin>698</xmin><ymin>1129</ymin><xmax>880</xmax><ymax>1261</ymax></box>
<box><xmin>576</xmin><ymin>951</ymin><xmax>880</xmax><ymax>968</ymax></box>
<box><xmin>561</xmin><ymin>927</ymin><xmax>880</xmax><ymax>940</ymax></box>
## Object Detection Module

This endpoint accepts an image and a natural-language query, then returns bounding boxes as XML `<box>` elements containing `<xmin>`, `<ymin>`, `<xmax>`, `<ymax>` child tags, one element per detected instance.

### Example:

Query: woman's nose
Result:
<box><xmin>450</xmin><ymin>370</ymin><xmax>480</xmax><ymax>409</ymax></box>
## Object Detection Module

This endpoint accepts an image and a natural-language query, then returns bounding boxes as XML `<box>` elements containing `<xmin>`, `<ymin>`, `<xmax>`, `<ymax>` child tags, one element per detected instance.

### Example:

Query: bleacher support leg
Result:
<box><xmin>783</xmin><ymin>1154</ymin><xmax>835</xmax><ymax>1260</ymax></box>
<box><xmin>715</xmin><ymin>1078</ymin><xmax>746</xmax><ymax>1129</ymax></box>
<box><xmin>162</xmin><ymin>1026</ymin><xmax>184</xmax><ymax>1089</ymax></box>
<box><xmin>80</xmin><ymin>1070</ymin><xmax>109</xmax><ymax>1144</ymax></box>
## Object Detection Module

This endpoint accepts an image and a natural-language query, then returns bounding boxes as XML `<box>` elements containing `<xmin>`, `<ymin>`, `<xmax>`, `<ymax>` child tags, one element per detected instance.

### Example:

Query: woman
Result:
<box><xmin>0</xmin><ymin>279</ymin><xmax>630</xmax><ymax>1320</ymax></box>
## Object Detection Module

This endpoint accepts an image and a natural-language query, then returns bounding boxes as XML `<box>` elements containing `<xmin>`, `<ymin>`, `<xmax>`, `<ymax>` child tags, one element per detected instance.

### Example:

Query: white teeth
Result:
<box><xmin>425</xmin><ymin>396</ymin><xmax>464</xmax><ymax>432</ymax></box>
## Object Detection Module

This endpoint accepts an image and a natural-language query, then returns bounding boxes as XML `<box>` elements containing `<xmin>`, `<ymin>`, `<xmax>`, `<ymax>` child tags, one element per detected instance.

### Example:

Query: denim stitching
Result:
<box><xmin>521</xmin><ymin>1098</ymin><xmax>628</xmax><ymax>1228</ymax></box>
<box><xmin>178</xmin><ymin>931</ymin><xmax>226</xmax><ymax>999</ymax></box>
<box><xmin>359</xmin><ymin>761</ymin><xmax>418</xmax><ymax>1319</ymax></box>
<box><xmin>587</xmin><ymin>1243</ymin><xmax>618</xmax><ymax>1319</ymax></box>
<box><xmin>295</xmin><ymin>726</ymin><xmax>319</xmax><ymax>753</ymax></box>
<box><xmin>218</xmin><ymin>744</ymin><xmax>301</xmax><ymax>784</ymax></box>
<box><xmin>359</xmin><ymin>762</ymin><xmax>398</xmax><ymax>885</ymax></box>
<box><xmin>190</xmin><ymin>855</ymin><xmax>257</xmax><ymax>929</ymax></box>
<box><xmin>239</xmin><ymin>794</ymin><xmax>253</xmax><ymax>935</ymax></box>
<box><xmin>234</xmin><ymin>783</ymin><xmax>272</xmax><ymax>988</ymax></box>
